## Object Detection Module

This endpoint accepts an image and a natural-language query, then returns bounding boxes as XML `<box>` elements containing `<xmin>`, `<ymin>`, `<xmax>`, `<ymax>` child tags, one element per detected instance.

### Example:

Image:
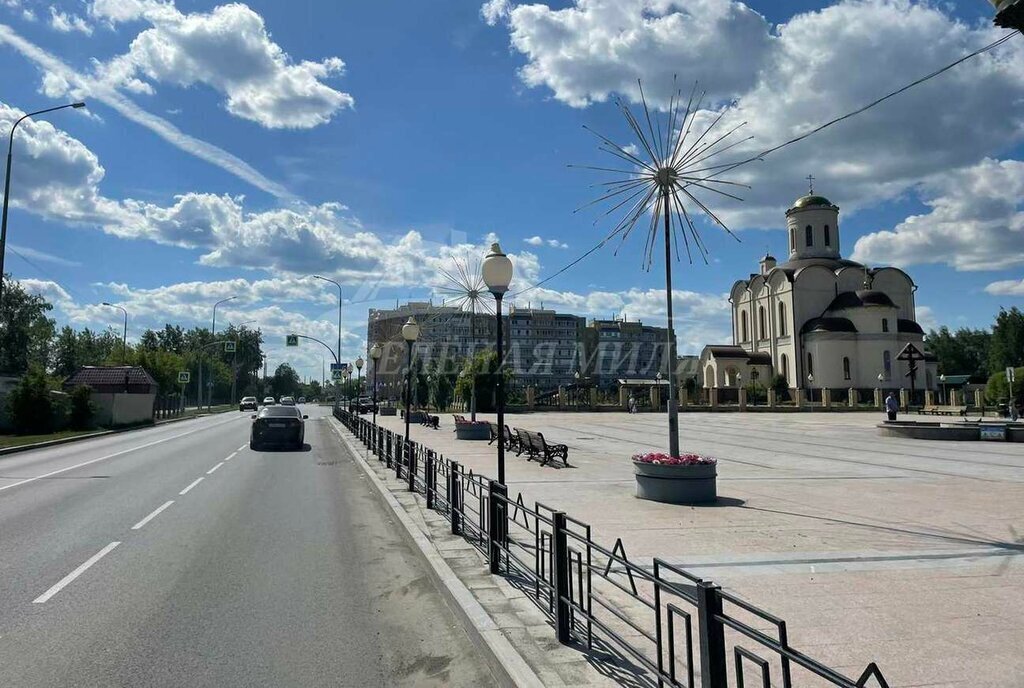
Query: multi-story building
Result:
<box><xmin>506</xmin><ymin>306</ymin><xmax>586</xmax><ymax>390</ymax></box>
<box><xmin>582</xmin><ymin>318</ymin><xmax>671</xmax><ymax>389</ymax></box>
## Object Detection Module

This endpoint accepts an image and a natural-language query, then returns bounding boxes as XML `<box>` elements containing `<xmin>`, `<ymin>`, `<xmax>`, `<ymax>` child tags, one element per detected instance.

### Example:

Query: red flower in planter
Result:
<box><xmin>632</xmin><ymin>452</ymin><xmax>717</xmax><ymax>466</ymax></box>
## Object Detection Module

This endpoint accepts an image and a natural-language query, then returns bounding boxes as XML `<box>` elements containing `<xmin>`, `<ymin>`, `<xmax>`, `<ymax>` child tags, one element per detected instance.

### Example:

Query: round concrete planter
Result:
<box><xmin>455</xmin><ymin>423</ymin><xmax>490</xmax><ymax>440</ymax></box>
<box><xmin>633</xmin><ymin>461</ymin><xmax>717</xmax><ymax>504</ymax></box>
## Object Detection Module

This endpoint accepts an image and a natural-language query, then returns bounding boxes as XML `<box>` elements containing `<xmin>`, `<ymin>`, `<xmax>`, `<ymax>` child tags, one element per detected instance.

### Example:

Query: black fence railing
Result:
<box><xmin>334</xmin><ymin>407</ymin><xmax>891</xmax><ymax>688</ymax></box>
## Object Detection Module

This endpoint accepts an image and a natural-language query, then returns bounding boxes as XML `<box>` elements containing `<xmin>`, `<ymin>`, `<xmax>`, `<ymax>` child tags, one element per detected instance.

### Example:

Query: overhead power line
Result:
<box><xmin>513</xmin><ymin>29</ymin><xmax>1021</xmax><ymax>298</ymax></box>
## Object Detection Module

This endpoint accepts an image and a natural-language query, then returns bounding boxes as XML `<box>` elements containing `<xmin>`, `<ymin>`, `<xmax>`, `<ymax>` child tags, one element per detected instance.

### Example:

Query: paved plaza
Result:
<box><xmin>369</xmin><ymin>409</ymin><xmax>1024</xmax><ymax>687</ymax></box>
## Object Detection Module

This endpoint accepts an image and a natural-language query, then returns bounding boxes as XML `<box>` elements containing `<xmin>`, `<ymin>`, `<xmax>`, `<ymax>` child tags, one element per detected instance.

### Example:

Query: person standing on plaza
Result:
<box><xmin>628</xmin><ymin>396</ymin><xmax>637</xmax><ymax>414</ymax></box>
<box><xmin>885</xmin><ymin>392</ymin><xmax>899</xmax><ymax>421</ymax></box>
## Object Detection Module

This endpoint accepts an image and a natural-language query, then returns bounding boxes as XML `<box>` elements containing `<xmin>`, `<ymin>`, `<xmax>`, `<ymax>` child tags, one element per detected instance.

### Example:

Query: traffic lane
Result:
<box><xmin>0</xmin><ymin>412</ymin><xmax>251</xmax><ymax>617</ymax></box>
<box><xmin>0</xmin><ymin>411</ymin><xmax>247</xmax><ymax>491</ymax></box>
<box><xmin>0</xmin><ymin>413</ymin><xmax>494</xmax><ymax>687</ymax></box>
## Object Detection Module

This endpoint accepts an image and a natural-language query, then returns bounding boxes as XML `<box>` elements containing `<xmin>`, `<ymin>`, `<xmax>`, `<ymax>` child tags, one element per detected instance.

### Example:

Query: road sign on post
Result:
<box><xmin>177</xmin><ymin>371</ymin><xmax>191</xmax><ymax>384</ymax></box>
<box><xmin>286</xmin><ymin>334</ymin><xmax>299</xmax><ymax>347</ymax></box>
<box><xmin>1007</xmin><ymin>367</ymin><xmax>1016</xmax><ymax>383</ymax></box>
<box><xmin>331</xmin><ymin>369</ymin><xmax>344</xmax><ymax>381</ymax></box>
<box><xmin>224</xmin><ymin>341</ymin><xmax>236</xmax><ymax>353</ymax></box>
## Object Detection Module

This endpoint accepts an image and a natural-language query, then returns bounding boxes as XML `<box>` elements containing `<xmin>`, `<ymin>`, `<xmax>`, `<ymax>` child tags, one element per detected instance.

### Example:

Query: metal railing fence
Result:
<box><xmin>334</xmin><ymin>407</ymin><xmax>891</xmax><ymax>688</ymax></box>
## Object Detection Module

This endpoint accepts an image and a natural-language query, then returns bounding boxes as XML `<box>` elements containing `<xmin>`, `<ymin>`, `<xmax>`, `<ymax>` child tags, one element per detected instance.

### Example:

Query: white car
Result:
<box><xmin>262</xmin><ymin>396</ymin><xmax>276</xmax><ymax>405</ymax></box>
<box><xmin>280</xmin><ymin>396</ymin><xmax>296</xmax><ymax>406</ymax></box>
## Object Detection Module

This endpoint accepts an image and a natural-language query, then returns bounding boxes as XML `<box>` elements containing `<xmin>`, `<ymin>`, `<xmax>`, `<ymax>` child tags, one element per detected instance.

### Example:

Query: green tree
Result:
<box><xmin>927</xmin><ymin>326</ymin><xmax>992</xmax><ymax>380</ymax></box>
<box><xmin>69</xmin><ymin>384</ymin><xmax>95</xmax><ymax>430</ymax></box>
<box><xmin>986</xmin><ymin>367</ymin><xmax>1024</xmax><ymax>406</ymax></box>
<box><xmin>0</xmin><ymin>275</ymin><xmax>55</xmax><ymax>375</ymax></box>
<box><xmin>139</xmin><ymin>329</ymin><xmax>160</xmax><ymax>351</ymax></box>
<box><xmin>455</xmin><ymin>350</ymin><xmax>514</xmax><ymax>413</ymax></box>
<box><xmin>989</xmin><ymin>307</ymin><xmax>1024</xmax><ymax>373</ymax></box>
<box><xmin>270</xmin><ymin>363</ymin><xmax>301</xmax><ymax>399</ymax></box>
<box><xmin>7</xmin><ymin>366</ymin><xmax>54</xmax><ymax>434</ymax></box>
<box><xmin>428</xmin><ymin>362</ymin><xmax>454</xmax><ymax>411</ymax></box>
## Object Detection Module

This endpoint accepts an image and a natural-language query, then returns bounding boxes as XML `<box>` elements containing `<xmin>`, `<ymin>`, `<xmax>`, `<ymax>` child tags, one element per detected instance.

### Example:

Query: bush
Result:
<box><xmin>770</xmin><ymin>374</ymin><xmax>789</xmax><ymax>399</ymax></box>
<box><xmin>69</xmin><ymin>385</ymin><xmax>94</xmax><ymax>429</ymax></box>
<box><xmin>745</xmin><ymin>382</ymin><xmax>768</xmax><ymax>404</ymax></box>
<box><xmin>986</xmin><ymin>367</ymin><xmax>1024</xmax><ymax>405</ymax></box>
<box><xmin>8</xmin><ymin>367</ymin><xmax>54</xmax><ymax>435</ymax></box>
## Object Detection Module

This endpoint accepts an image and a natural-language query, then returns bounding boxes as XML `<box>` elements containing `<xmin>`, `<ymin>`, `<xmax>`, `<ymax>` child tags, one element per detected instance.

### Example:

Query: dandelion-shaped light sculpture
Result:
<box><xmin>571</xmin><ymin>79</ymin><xmax>756</xmax><ymax>458</ymax></box>
<box><xmin>430</xmin><ymin>255</ymin><xmax>494</xmax><ymax>420</ymax></box>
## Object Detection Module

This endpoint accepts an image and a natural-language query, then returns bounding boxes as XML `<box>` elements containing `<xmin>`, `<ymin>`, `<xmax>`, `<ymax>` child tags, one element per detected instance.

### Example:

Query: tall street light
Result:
<box><xmin>1</xmin><ymin>102</ymin><xmax>86</xmax><ymax>306</ymax></box>
<box><xmin>230</xmin><ymin>319</ymin><xmax>256</xmax><ymax>405</ymax></box>
<box><xmin>355</xmin><ymin>356</ymin><xmax>364</xmax><ymax>411</ymax></box>
<box><xmin>313</xmin><ymin>275</ymin><xmax>343</xmax><ymax>365</ymax></box>
<box><xmin>201</xmin><ymin>295</ymin><xmax>237</xmax><ymax>410</ymax></box>
<box><xmin>482</xmin><ymin>243</ymin><xmax>513</xmax><ymax>485</ymax></box>
<box><xmin>101</xmin><ymin>302</ymin><xmax>128</xmax><ymax>364</ymax></box>
<box><xmin>402</xmin><ymin>317</ymin><xmax>420</xmax><ymax>470</ymax></box>
<box><xmin>370</xmin><ymin>343</ymin><xmax>382</xmax><ymax>426</ymax></box>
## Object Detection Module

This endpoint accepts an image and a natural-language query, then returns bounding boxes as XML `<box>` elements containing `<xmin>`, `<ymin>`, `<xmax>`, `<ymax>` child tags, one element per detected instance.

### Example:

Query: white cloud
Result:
<box><xmin>487</xmin><ymin>0</ymin><xmax>1024</xmax><ymax>242</ymax></box>
<box><xmin>852</xmin><ymin>159</ymin><xmax>1024</xmax><ymax>271</ymax></box>
<box><xmin>87</xmin><ymin>0</ymin><xmax>353</xmax><ymax>129</ymax></box>
<box><xmin>916</xmin><ymin>305</ymin><xmax>939</xmax><ymax>333</ymax></box>
<box><xmin>985</xmin><ymin>279</ymin><xmax>1024</xmax><ymax>297</ymax></box>
<box><xmin>0</xmin><ymin>24</ymin><xmax>297</xmax><ymax>200</ymax></box>
<box><xmin>493</xmin><ymin>0</ymin><xmax>771</xmax><ymax>108</ymax></box>
<box><xmin>524</xmin><ymin>235</ymin><xmax>544</xmax><ymax>246</ymax></box>
<box><xmin>524</xmin><ymin>235</ymin><xmax>568</xmax><ymax>249</ymax></box>
<box><xmin>18</xmin><ymin>277</ymin><xmax>74</xmax><ymax>310</ymax></box>
<box><xmin>49</xmin><ymin>6</ymin><xmax>92</xmax><ymax>34</ymax></box>
<box><xmin>481</xmin><ymin>0</ymin><xmax>510</xmax><ymax>26</ymax></box>
<box><xmin>547</xmin><ymin>239</ymin><xmax>568</xmax><ymax>249</ymax></box>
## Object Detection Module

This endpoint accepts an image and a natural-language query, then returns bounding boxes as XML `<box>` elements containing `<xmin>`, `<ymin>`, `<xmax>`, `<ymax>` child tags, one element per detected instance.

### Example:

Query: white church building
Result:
<box><xmin>699</xmin><ymin>190</ymin><xmax>937</xmax><ymax>393</ymax></box>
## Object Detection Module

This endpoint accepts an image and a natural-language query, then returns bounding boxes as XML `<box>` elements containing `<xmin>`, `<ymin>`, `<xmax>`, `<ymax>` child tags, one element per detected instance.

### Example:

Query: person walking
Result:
<box><xmin>885</xmin><ymin>392</ymin><xmax>899</xmax><ymax>422</ymax></box>
<box><xmin>1010</xmin><ymin>401</ymin><xmax>1019</xmax><ymax>422</ymax></box>
<box><xmin>628</xmin><ymin>396</ymin><xmax>636</xmax><ymax>414</ymax></box>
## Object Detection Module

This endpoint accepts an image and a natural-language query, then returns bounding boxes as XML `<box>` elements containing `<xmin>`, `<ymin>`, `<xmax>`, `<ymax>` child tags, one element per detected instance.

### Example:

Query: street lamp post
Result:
<box><xmin>370</xmin><ymin>343</ymin><xmax>382</xmax><ymax>426</ymax></box>
<box><xmin>401</xmin><ymin>317</ymin><xmax>420</xmax><ymax>478</ymax></box>
<box><xmin>1</xmin><ymin>102</ymin><xmax>86</xmax><ymax>306</ymax></box>
<box><xmin>229</xmin><ymin>319</ymin><xmax>256</xmax><ymax>405</ymax></box>
<box><xmin>940</xmin><ymin>373</ymin><xmax>947</xmax><ymax>405</ymax></box>
<box><xmin>807</xmin><ymin>373</ymin><xmax>815</xmax><ymax>408</ymax></box>
<box><xmin>101</xmin><ymin>302</ymin><xmax>128</xmax><ymax>364</ymax></box>
<box><xmin>482</xmin><ymin>243</ymin><xmax>513</xmax><ymax>486</ymax></box>
<box><xmin>200</xmin><ymin>295</ymin><xmax>237</xmax><ymax>410</ymax></box>
<box><xmin>313</xmin><ymin>275</ymin><xmax>343</xmax><ymax>365</ymax></box>
<box><xmin>355</xmin><ymin>356</ymin><xmax>364</xmax><ymax>412</ymax></box>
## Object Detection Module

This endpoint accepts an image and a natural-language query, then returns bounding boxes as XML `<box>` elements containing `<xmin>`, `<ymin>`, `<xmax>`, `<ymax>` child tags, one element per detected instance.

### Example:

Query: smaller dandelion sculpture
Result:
<box><xmin>430</xmin><ymin>255</ymin><xmax>494</xmax><ymax>420</ymax></box>
<box><xmin>571</xmin><ymin>78</ymin><xmax>758</xmax><ymax>458</ymax></box>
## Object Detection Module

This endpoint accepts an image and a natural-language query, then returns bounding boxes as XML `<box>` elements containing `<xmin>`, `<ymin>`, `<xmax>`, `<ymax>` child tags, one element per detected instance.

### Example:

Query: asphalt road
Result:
<box><xmin>0</xmin><ymin>407</ymin><xmax>494</xmax><ymax>687</ymax></box>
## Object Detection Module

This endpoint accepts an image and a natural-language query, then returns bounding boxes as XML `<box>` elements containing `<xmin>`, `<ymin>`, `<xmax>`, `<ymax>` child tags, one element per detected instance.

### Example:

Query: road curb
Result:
<box><xmin>0</xmin><ymin>409</ymin><xmax>234</xmax><ymax>458</ymax></box>
<box><xmin>328</xmin><ymin>417</ymin><xmax>545</xmax><ymax>688</ymax></box>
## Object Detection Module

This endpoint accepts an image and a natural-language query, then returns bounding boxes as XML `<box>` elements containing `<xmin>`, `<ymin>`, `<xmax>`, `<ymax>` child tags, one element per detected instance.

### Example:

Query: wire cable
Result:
<box><xmin>512</xmin><ymin>29</ymin><xmax>1021</xmax><ymax>298</ymax></box>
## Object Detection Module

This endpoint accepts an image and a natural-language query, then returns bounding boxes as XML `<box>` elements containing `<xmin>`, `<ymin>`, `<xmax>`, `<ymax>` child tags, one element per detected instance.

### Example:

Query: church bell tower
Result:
<box><xmin>785</xmin><ymin>178</ymin><xmax>840</xmax><ymax>261</ymax></box>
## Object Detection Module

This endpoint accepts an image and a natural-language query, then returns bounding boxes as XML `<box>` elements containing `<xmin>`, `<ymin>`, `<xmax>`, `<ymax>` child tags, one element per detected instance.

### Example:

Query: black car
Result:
<box><xmin>250</xmin><ymin>405</ymin><xmax>307</xmax><ymax>450</ymax></box>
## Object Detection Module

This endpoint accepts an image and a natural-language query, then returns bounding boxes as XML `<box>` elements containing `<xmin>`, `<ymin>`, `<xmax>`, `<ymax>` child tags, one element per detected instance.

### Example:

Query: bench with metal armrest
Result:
<box><xmin>513</xmin><ymin>427</ymin><xmax>569</xmax><ymax>467</ymax></box>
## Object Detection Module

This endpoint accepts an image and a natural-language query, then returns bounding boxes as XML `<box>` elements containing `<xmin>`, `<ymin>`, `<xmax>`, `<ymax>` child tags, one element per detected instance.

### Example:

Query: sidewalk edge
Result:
<box><xmin>328</xmin><ymin>417</ymin><xmax>545</xmax><ymax>688</ymax></box>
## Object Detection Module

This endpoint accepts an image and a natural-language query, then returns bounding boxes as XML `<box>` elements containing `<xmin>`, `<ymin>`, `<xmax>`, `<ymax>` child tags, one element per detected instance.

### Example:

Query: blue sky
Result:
<box><xmin>1</xmin><ymin>0</ymin><xmax>1023</xmax><ymax>378</ymax></box>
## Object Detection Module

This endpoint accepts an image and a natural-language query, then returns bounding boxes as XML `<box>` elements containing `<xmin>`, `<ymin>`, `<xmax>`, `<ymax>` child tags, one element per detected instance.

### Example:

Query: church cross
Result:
<box><xmin>806</xmin><ymin>175</ymin><xmax>815</xmax><ymax>194</ymax></box>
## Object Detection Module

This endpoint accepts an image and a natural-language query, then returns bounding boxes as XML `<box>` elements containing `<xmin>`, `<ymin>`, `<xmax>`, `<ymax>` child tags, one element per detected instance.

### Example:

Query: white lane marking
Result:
<box><xmin>0</xmin><ymin>415</ymin><xmax>245</xmax><ymax>493</ymax></box>
<box><xmin>179</xmin><ymin>477</ymin><xmax>204</xmax><ymax>495</ymax></box>
<box><xmin>131</xmin><ymin>500</ymin><xmax>175</xmax><ymax>530</ymax></box>
<box><xmin>33</xmin><ymin>542</ymin><xmax>121</xmax><ymax>604</ymax></box>
<box><xmin>237</xmin><ymin>444</ymin><xmax>247</xmax><ymax>451</ymax></box>
<box><xmin>206</xmin><ymin>462</ymin><xmax>224</xmax><ymax>474</ymax></box>
<box><xmin>224</xmin><ymin>451</ymin><xmax>237</xmax><ymax>462</ymax></box>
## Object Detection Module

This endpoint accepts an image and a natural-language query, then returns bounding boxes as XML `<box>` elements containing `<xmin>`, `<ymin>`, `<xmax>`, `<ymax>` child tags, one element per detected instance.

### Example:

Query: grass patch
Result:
<box><xmin>0</xmin><ymin>428</ymin><xmax>104</xmax><ymax>449</ymax></box>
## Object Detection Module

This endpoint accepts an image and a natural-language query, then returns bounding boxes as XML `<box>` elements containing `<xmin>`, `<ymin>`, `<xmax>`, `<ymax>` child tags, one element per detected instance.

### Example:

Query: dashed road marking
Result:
<box><xmin>33</xmin><ymin>542</ymin><xmax>121</xmax><ymax>604</ymax></box>
<box><xmin>131</xmin><ymin>501</ymin><xmax>174</xmax><ymax>530</ymax></box>
<box><xmin>179</xmin><ymin>477</ymin><xmax>204</xmax><ymax>495</ymax></box>
<box><xmin>207</xmin><ymin>462</ymin><xmax>224</xmax><ymax>474</ymax></box>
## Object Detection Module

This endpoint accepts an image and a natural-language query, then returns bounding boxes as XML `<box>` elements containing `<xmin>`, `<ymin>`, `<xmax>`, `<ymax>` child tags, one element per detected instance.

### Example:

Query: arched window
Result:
<box><xmin>780</xmin><ymin>354</ymin><xmax>789</xmax><ymax>384</ymax></box>
<box><xmin>882</xmin><ymin>318</ymin><xmax>889</xmax><ymax>333</ymax></box>
<box><xmin>758</xmin><ymin>306</ymin><xmax>766</xmax><ymax>340</ymax></box>
<box><xmin>741</xmin><ymin>311</ymin><xmax>749</xmax><ymax>342</ymax></box>
<box><xmin>807</xmin><ymin>352</ymin><xmax>814</xmax><ymax>376</ymax></box>
<box><xmin>805</xmin><ymin>225</ymin><xmax>813</xmax><ymax>247</ymax></box>
<box><xmin>843</xmin><ymin>356</ymin><xmax>851</xmax><ymax>380</ymax></box>
<box><xmin>824</xmin><ymin>224</ymin><xmax>831</xmax><ymax>246</ymax></box>
<box><xmin>778</xmin><ymin>302</ymin><xmax>787</xmax><ymax>336</ymax></box>
<box><xmin>789</xmin><ymin>229</ymin><xmax>795</xmax><ymax>252</ymax></box>
<box><xmin>883</xmin><ymin>350</ymin><xmax>892</xmax><ymax>379</ymax></box>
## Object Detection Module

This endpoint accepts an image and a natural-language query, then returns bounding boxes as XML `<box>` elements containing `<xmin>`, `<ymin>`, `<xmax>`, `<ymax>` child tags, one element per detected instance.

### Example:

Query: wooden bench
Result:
<box><xmin>917</xmin><ymin>405</ymin><xmax>968</xmax><ymax>416</ymax></box>
<box><xmin>514</xmin><ymin>427</ymin><xmax>569</xmax><ymax>467</ymax></box>
<box><xmin>489</xmin><ymin>422</ymin><xmax>522</xmax><ymax>453</ymax></box>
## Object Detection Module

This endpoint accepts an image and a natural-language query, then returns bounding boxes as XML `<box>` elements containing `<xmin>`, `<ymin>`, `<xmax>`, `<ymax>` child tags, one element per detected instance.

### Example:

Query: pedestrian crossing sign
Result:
<box><xmin>178</xmin><ymin>371</ymin><xmax>191</xmax><ymax>384</ymax></box>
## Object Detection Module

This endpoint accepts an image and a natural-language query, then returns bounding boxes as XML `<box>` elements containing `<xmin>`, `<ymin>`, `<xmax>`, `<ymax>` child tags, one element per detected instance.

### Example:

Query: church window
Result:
<box><xmin>805</xmin><ymin>225</ymin><xmax>813</xmax><ymax>247</ymax></box>
<box><xmin>778</xmin><ymin>302</ymin><xmax>787</xmax><ymax>336</ymax></box>
<box><xmin>789</xmin><ymin>229</ymin><xmax>795</xmax><ymax>252</ymax></box>
<box><xmin>824</xmin><ymin>225</ymin><xmax>831</xmax><ymax>246</ymax></box>
<box><xmin>882</xmin><ymin>318</ymin><xmax>889</xmax><ymax>333</ymax></box>
<box><xmin>843</xmin><ymin>357</ymin><xmax>851</xmax><ymax>380</ymax></box>
<box><xmin>741</xmin><ymin>311</ymin><xmax>749</xmax><ymax>342</ymax></box>
<box><xmin>883</xmin><ymin>350</ymin><xmax>892</xmax><ymax>379</ymax></box>
<box><xmin>758</xmin><ymin>307</ymin><xmax>766</xmax><ymax>340</ymax></box>
<box><xmin>807</xmin><ymin>352</ymin><xmax>814</xmax><ymax>376</ymax></box>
